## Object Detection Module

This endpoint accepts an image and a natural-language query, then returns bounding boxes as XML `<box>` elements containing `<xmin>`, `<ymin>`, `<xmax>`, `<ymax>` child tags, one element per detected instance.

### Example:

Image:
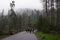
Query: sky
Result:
<box><xmin>0</xmin><ymin>0</ymin><xmax>43</xmax><ymax>15</ymax></box>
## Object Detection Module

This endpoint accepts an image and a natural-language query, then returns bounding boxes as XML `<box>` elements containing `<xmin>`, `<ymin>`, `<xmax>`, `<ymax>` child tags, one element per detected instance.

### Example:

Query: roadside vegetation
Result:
<box><xmin>0</xmin><ymin>32</ymin><xmax>9</xmax><ymax>39</ymax></box>
<box><xmin>35</xmin><ymin>31</ymin><xmax>60</xmax><ymax>40</ymax></box>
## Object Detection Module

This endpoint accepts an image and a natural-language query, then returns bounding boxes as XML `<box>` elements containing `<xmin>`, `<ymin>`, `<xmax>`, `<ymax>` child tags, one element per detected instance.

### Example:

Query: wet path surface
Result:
<box><xmin>1</xmin><ymin>32</ymin><xmax>37</xmax><ymax>40</ymax></box>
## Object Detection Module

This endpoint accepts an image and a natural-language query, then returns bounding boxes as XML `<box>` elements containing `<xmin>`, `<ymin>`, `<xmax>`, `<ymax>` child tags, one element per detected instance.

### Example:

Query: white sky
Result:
<box><xmin>0</xmin><ymin>0</ymin><xmax>43</xmax><ymax>15</ymax></box>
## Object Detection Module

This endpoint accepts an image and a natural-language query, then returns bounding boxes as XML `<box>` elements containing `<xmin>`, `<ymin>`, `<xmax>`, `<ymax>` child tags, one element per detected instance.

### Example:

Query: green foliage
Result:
<box><xmin>37</xmin><ymin>15</ymin><xmax>50</xmax><ymax>32</ymax></box>
<box><xmin>8</xmin><ymin>9</ymin><xmax>17</xmax><ymax>29</ymax></box>
<box><xmin>35</xmin><ymin>31</ymin><xmax>60</xmax><ymax>40</ymax></box>
<box><xmin>37</xmin><ymin>13</ymin><xmax>60</xmax><ymax>33</ymax></box>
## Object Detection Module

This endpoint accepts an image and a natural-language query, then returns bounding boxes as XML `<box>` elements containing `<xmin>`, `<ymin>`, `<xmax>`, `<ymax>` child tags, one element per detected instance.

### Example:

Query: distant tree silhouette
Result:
<box><xmin>8</xmin><ymin>1</ymin><xmax>17</xmax><ymax>34</ymax></box>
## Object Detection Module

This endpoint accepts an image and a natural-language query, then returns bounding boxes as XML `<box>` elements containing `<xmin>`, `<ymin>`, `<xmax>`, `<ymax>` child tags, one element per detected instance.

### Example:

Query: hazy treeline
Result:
<box><xmin>0</xmin><ymin>9</ymin><xmax>41</xmax><ymax>34</ymax></box>
<box><xmin>37</xmin><ymin>0</ymin><xmax>60</xmax><ymax>34</ymax></box>
<box><xmin>0</xmin><ymin>0</ymin><xmax>60</xmax><ymax>35</ymax></box>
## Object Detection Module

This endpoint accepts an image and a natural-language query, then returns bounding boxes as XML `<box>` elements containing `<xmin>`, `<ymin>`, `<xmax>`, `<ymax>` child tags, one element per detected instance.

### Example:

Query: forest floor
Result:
<box><xmin>35</xmin><ymin>31</ymin><xmax>60</xmax><ymax>40</ymax></box>
<box><xmin>0</xmin><ymin>35</ymin><xmax>9</xmax><ymax>40</ymax></box>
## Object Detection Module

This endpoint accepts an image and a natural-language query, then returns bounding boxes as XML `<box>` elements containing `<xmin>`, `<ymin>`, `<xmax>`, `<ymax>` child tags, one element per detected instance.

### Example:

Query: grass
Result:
<box><xmin>0</xmin><ymin>33</ymin><xmax>9</xmax><ymax>39</ymax></box>
<box><xmin>35</xmin><ymin>31</ymin><xmax>60</xmax><ymax>40</ymax></box>
<box><xmin>0</xmin><ymin>35</ymin><xmax>7</xmax><ymax>39</ymax></box>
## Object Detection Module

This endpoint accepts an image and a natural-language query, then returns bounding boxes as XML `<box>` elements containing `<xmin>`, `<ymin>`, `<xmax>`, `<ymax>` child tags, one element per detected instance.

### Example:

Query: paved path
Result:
<box><xmin>1</xmin><ymin>31</ymin><xmax>37</xmax><ymax>40</ymax></box>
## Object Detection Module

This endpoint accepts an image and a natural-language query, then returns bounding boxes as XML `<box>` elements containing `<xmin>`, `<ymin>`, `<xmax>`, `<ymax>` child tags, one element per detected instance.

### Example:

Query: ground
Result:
<box><xmin>1</xmin><ymin>31</ymin><xmax>37</xmax><ymax>40</ymax></box>
<box><xmin>35</xmin><ymin>31</ymin><xmax>60</xmax><ymax>40</ymax></box>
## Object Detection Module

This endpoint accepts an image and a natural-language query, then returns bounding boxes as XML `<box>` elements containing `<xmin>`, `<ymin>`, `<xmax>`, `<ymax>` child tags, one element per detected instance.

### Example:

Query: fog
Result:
<box><xmin>0</xmin><ymin>0</ymin><xmax>43</xmax><ymax>15</ymax></box>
